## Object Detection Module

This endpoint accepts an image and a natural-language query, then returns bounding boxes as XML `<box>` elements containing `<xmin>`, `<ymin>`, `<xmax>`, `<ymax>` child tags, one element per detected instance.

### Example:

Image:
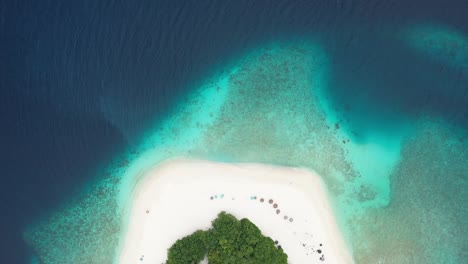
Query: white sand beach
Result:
<box><xmin>118</xmin><ymin>159</ymin><xmax>353</xmax><ymax>264</ymax></box>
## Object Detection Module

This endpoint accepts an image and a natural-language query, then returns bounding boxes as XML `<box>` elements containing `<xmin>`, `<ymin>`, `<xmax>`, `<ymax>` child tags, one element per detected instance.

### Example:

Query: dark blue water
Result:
<box><xmin>1</xmin><ymin>0</ymin><xmax>467</xmax><ymax>262</ymax></box>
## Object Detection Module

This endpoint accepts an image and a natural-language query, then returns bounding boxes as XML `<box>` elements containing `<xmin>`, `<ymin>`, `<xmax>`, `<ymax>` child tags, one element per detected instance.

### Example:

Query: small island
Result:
<box><xmin>118</xmin><ymin>159</ymin><xmax>352</xmax><ymax>263</ymax></box>
<box><xmin>167</xmin><ymin>211</ymin><xmax>287</xmax><ymax>264</ymax></box>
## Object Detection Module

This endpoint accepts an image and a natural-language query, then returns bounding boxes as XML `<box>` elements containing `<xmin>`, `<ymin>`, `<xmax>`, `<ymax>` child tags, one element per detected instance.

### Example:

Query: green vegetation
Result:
<box><xmin>166</xmin><ymin>212</ymin><xmax>288</xmax><ymax>264</ymax></box>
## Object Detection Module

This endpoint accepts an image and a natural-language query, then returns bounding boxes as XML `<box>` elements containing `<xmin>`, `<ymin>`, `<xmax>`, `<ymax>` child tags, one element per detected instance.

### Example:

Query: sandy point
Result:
<box><xmin>118</xmin><ymin>159</ymin><xmax>353</xmax><ymax>264</ymax></box>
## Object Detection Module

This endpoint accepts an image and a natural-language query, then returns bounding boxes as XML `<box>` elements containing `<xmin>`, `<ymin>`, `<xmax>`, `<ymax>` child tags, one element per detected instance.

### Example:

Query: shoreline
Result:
<box><xmin>118</xmin><ymin>159</ymin><xmax>353</xmax><ymax>263</ymax></box>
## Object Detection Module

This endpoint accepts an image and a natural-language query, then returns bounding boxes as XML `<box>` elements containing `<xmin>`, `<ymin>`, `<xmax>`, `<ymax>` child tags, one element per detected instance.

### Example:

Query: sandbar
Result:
<box><xmin>118</xmin><ymin>159</ymin><xmax>353</xmax><ymax>263</ymax></box>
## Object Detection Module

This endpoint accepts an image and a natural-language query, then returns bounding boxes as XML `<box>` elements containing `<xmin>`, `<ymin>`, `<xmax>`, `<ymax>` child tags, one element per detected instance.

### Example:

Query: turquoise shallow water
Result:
<box><xmin>24</xmin><ymin>25</ymin><xmax>467</xmax><ymax>263</ymax></box>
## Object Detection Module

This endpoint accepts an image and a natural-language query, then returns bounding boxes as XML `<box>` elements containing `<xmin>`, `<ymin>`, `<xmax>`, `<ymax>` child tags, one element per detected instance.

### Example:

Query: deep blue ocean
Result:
<box><xmin>1</xmin><ymin>0</ymin><xmax>467</xmax><ymax>263</ymax></box>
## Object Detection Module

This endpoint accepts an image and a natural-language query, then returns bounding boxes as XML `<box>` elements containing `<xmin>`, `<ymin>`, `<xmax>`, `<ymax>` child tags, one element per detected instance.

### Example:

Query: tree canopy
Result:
<box><xmin>166</xmin><ymin>212</ymin><xmax>288</xmax><ymax>264</ymax></box>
